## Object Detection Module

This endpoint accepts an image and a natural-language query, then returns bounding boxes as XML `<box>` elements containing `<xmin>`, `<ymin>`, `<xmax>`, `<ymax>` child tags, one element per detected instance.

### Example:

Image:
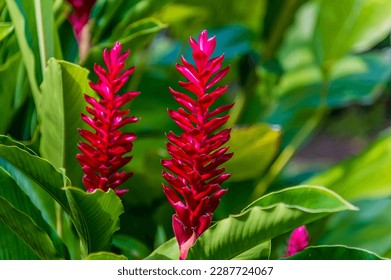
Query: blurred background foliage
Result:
<box><xmin>2</xmin><ymin>0</ymin><xmax>391</xmax><ymax>259</ymax></box>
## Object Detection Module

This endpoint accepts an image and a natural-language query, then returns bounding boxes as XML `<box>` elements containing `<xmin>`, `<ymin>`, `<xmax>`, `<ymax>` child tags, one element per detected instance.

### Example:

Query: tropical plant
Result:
<box><xmin>1</xmin><ymin>0</ymin><xmax>391</xmax><ymax>260</ymax></box>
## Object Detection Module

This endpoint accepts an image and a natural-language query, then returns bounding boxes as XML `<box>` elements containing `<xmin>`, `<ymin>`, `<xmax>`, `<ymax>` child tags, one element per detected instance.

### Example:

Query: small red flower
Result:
<box><xmin>66</xmin><ymin>0</ymin><xmax>96</xmax><ymax>42</ymax></box>
<box><xmin>285</xmin><ymin>225</ymin><xmax>309</xmax><ymax>257</ymax></box>
<box><xmin>162</xmin><ymin>30</ymin><xmax>234</xmax><ymax>259</ymax></box>
<box><xmin>77</xmin><ymin>42</ymin><xmax>139</xmax><ymax>196</ymax></box>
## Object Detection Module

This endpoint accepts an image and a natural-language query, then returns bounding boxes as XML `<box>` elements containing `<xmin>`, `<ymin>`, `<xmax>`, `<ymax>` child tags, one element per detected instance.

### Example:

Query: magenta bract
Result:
<box><xmin>162</xmin><ymin>30</ymin><xmax>234</xmax><ymax>260</ymax></box>
<box><xmin>285</xmin><ymin>225</ymin><xmax>310</xmax><ymax>257</ymax></box>
<box><xmin>77</xmin><ymin>42</ymin><xmax>139</xmax><ymax>196</ymax></box>
<box><xmin>66</xmin><ymin>0</ymin><xmax>96</xmax><ymax>41</ymax></box>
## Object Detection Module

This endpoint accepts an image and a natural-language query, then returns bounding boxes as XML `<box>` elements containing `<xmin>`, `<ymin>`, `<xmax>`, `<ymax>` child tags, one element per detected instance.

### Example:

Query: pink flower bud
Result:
<box><xmin>285</xmin><ymin>225</ymin><xmax>310</xmax><ymax>257</ymax></box>
<box><xmin>66</xmin><ymin>0</ymin><xmax>96</xmax><ymax>42</ymax></box>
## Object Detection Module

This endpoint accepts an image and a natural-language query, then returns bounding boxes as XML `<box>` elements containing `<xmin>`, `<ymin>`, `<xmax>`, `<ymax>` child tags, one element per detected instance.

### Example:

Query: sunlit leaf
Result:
<box><xmin>65</xmin><ymin>187</ymin><xmax>124</xmax><ymax>254</ymax></box>
<box><xmin>285</xmin><ymin>245</ymin><xmax>384</xmax><ymax>260</ymax></box>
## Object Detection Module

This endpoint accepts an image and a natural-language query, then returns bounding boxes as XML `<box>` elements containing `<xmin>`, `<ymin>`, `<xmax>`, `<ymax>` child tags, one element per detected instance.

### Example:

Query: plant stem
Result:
<box><xmin>250</xmin><ymin>73</ymin><xmax>331</xmax><ymax>200</ymax></box>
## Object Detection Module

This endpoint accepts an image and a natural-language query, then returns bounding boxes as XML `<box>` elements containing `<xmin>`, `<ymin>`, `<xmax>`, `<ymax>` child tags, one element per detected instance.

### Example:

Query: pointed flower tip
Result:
<box><xmin>285</xmin><ymin>225</ymin><xmax>309</xmax><ymax>257</ymax></box>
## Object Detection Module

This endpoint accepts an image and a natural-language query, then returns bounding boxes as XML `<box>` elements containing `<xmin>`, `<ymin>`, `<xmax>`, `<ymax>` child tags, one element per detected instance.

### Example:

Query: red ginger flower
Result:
<box><xmin>66</xmin><ymin>0</ymin><xmax>96</xmax><ymax>42</ymax></box>
<box><xmin>77</xmin><ymin>42</ymin><xmax>139</xmax><ymax>197</ymax></box>
<box><xmin>285</xmin><ymin>225</ymin><xmax>309</xmax><ymax>257</ymax></box>
<box><xmin>162</xmin><ymin>30</ymin><xmax>234</xmax><ymax>260</ymax></box>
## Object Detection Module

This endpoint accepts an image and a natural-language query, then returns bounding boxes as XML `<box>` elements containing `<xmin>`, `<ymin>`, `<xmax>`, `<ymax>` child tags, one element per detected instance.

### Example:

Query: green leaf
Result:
<box><xmin>84</xmin><ymin>252</ymin><xmax>127</xmax><ymax>260</ymax></box>
<box><xmin>112</xmin><ymin>234</ymin><xmax>150</xmax><ymax>260</ymax></box>
<box><xmin>145</xmin><ymin>238</ymin><xmax>178</xmax><ymax>260</ymax></box>
<box><xmin>0</xmin><ymin>135</ymin><xmax>70</xmax><ymax>223</ymax></box>
<box><xmin>0</xmin><ymin>167</ymin><xmax>39</xmax><ymax>259</ymax></box>
<box><xmin>232</xmin><ymin>241</ymin><xmax>271</xmax><ymax>260</ymax></box>
<box><xmin>285</xmin><ymin>245</ymin><xmax>384</xmax><ymax>260</ymax></box>
<box><xmin>225</xmin><ymin>124</ymin><xmax>281</xmax><ymax>182</ymax></box>
<box><xmin>5</xmin><ymin>0</ymin><xmax>42</xmax><ymax>100</ymax></box>
<box><xmin>305</xmin><ymin>129</ymin><xmax>391</xmax><ymax>201</ymax></box>
<box><xmin>0</xmin><ymin>195</ymin><xmax>62</xmax><ymax>259</ymax></box>
<box><xmin>0</xmin><ymin>22</ymin><xmax>13</xmax><ymax>42</ymax></box>
<box><xmin>65</xmin><ymin>187</ymin><xmax>124</xmax><ymax>255</ymax></box>
<box><xmin>315</xmin><ymin>0</ymin><xmax>391</xmax><ymax>68</ymax></box>
<box><xmin>243</xmin><ymin>185</ymin><xmax>355</xmax><ymax>212</ymax></box>
<box><xmin>186</xmin><ymin>186</ymin><xmax>356</xmax><ymax>260</ymax></box>
<box><xmin>40</xmin><ymin>58</ymin><xmax>91</xmax><ymax>187</ymax></box>
<box><xmin>84</xmin><ymin>17</ymin><xmax>166</xmax><ymax>70</ymax></box>
<box><xmin>0</xmin><ymin>53</ymin><xmax>24</xmax><ymax>134</ymax></box>
<box><xmin>0</xmin><ymin>166</ymin><xmax>68</xmax><ymax>259</ymax></box>
<box><xmin>318</xmin><ymin>197</ymin><xmax>391</xmax><ymax>257</ymax></box>
<box><xmin>34</xmin><ymin>0</ymin><xmax>56</xmax><ymax>71</ymax></box>
<box><xmin>268</xmin><ymin>51</ymin><xmax>391</xmax><ymax>145</ymax></box>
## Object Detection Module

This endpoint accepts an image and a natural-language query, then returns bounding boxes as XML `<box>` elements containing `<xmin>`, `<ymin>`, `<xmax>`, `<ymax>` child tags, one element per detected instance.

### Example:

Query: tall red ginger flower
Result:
<box><xmin>65</xmin><ymin>0</ymin><xmax>96</xmax><ymax>42</ymax></box>
<box><xmin>162</xmin><ymin>30</ymin><xmax>234</xmax><ymax>260</ymax></box>
<box><xmin>77</xmin><ymin>42</ymin><xmax>139</xmax><ymax>197</ymax></box>
<box><xmin>285</xmin><ymin>225</ymin><xmax>310</xmax><ymax>257</ymax></box>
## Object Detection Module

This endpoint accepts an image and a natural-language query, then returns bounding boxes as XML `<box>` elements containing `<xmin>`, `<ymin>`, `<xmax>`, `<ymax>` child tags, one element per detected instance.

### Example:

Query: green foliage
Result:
<box><xmin>286</xmin><ymin>245</ymin><xmax>383</xmax><ymax>260</ymax></box>
<box><xmin>40</xmin><ymin>59</ymin><xmax>91</xmax><ymax>187</ymax></box>
<box><xmin>318</xmin><ymin>197</ymin><xmax>391</xmax><ymax>257</ymax></box>
<box><xmin>0</xmin><ymin>195</ymin><xmax>62</xmax><ymax>259</ymax></box>
<box><xmin>306</xmin><ymin>129</ymin><xmax>391</xmax><ymax>201</ymax></box>
<box><xmin>2</xmin><ymin>0</ymin><xmax>391</xmax><ymax>261</ymax></box>
<box><xmin>84</xmin><ymin>252</ymin><xmax>127</xmax><ymax>260</ymax></box>
<box><xmin>314</xmin><ymin>0</ymin><xmax>391</xmax><ymax>69</ymax></box>
<box><xmin>149</xmin><ymin>186</ymin><xmax>356</xmax><ymax>260</ymax></box>
<box><xmin>0</xmin><ymin>136</ymin><xmax>70</xmax><ymax>226</ymax></box>
<box><xmin>226</xmin><ymin>124</ymin><xmax>281</xmax><ymax>182</ymax></box>
<box><xmin>65</xmin><ymin>187</ymin><xmax>124</xmax><ymax>255</ymax></box>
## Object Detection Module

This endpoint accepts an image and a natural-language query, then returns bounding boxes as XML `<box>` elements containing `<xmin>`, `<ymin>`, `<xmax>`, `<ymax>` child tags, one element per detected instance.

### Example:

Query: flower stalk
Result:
<box><xmin>162</xmin><ymin>30</ymin><xmax>234</xmax><ymax>260</ymax></box>
<box><xmin>77</xmin><ymin>42</ymin><xmax>139</xmax><ymax>196</ymax></box>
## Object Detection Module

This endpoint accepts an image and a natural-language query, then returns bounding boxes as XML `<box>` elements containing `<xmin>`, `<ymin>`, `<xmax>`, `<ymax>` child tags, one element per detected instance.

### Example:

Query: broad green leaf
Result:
<box><xmin>113</xmin><ymin>235</ymin><xmax>150</xmax><ymax>260</ymax></box>
<box><xmin>84</xmin><ymin>18</ymin><xmax>166</xmax><ymax>70</ymax></box>
<box><xmin>0</xmin><ymin>195</ymin><xmax>61</xmax><ymax>259</ymax></box>
<box><xmin>65</xmin><ymin>187</ymin><xmax>124</xmax><ymax>254</ymax></box>
<box><xmin>146</xmin><ymin>238</ymin><xmax>271</xmax><ymax>260</ymax></box>
<box><xmin>40</xmin><ymin>58</ymin><xmax>91</xmax><ymax>187</ymax></box>
<box><xmin>5</xmin><ymin>0</ymin><xmax>41</xmax><ymax>100</ymax></box>
<box><xmin>0</xmin><ymin>167</ymin><xmax>39</xmax><ymax>259</ymax></box>
<box><xmin>0</xmin><ymin>222</ymin><xmax>38</xmax><ymax>259</ymax></box>
<box><xmin>305</xmin><ymin>129</ymin><xmax>391</xmax><ymax>201</ymax></box>
<box><xmin>314</xmin><ymin>0</ymin><xmax>391</xmax><ymax>68</ymax></box>
<box><xmin>232</xmin><ymin>241</ymin><xmax>271</xmax><ymax>260</ymax></box>
<box><xmin>84</xmin><ymin>252</ymin><xmax>127</xmax><ymax>260</ymax></box>
<box><xmin>318</xmin><ymin>197</ymin><xmax>391</xmax><ymax>257</ymax></box>
<box><xmin>145</xmin><ymin>238</ymin><xmax>178</xmax><ymax>260</ymax></box>
<box><xmin>285</xmin><ymin>245</ymin><xmax>384</xmax><ymax>260</ymax></box>
<box><xmin>267</xmin><ymin>51</ymin><xmax>391</xmax><ymax>145</ymax></box>
<box><xmin>0</xmin><ymin>166</ymin><xmax>68</xmax><ymax>259</ymax></box>
<box><xmin>225</xmin><ymin>124</ymin><xmax>281</xmax><ymax>182</ymax></box>
<box><xmin>0</xmin><ymin>136</ymin><xmax>70</xmax><ymax>222</ymax></box>
<box><xmin>0</xmin><ymin>135</ymin><xmax>36</xmax><ymax>155</ymax></box>
<box><xmin>186</xmin><ymin>186</ymin><xmax>356</xmax><ymax>260</ymax></box>
<box><xmin>243</xmin><ymin>185</ymin><xmax>354</xmax><ymax>212</ymax></box>
<box><xmin>0</xmin><ymin>53</ymin><xmax>24</xmax><ymax>134</ymax></box>
<box><xmin>0</xmin><ymin>22</ymin><xmax>13</xmax><ymax>42</ymax></box>
<box><xmin>158</xmin><ymin>0</ymin><xmax>264</xmax><ymax>38</ymax></box>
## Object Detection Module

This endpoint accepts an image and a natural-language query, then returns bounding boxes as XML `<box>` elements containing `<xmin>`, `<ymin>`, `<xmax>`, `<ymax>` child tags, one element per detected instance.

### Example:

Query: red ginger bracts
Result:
<box><xmin>162</xmin><ymin>30</ymin><xmax>234</xmax><ymax>260</ymax></box>
<box><xmin>77</xmin><ymin>42</ymin><xmax>139</xmax><ymax>197</ymax></box>
<box><xmin>65</xmin><ymin>0</ymin><xmax>96</xmax><ymax>42</ymax></box>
